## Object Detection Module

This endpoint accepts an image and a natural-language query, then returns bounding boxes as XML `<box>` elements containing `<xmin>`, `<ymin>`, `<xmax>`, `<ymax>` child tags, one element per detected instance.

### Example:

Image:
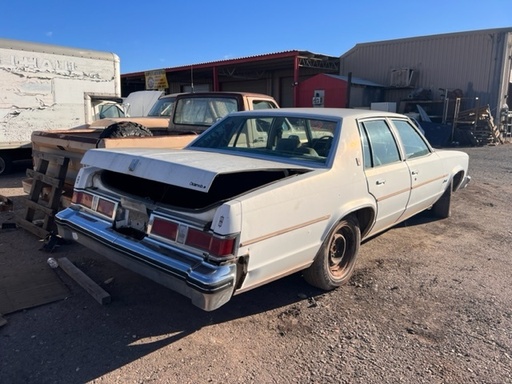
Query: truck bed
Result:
<box><xmin>26</xmin><ymin>91</ymin><xmax>279</xmax><ymax>213</ymax></box>
<box><xmin>30</xmin><ymin>129</ymin><xmax>197</xmax><ymax>191</ymax></box>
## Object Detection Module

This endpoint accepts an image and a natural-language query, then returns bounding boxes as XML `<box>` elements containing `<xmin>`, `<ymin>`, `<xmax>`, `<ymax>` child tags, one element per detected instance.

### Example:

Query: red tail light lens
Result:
<box><xmin>149</xmin><ymin>215</ymin><xmax>236</xmax><ymax>259</ymax></box>
<box><xmin>209</xmin><ymin>236</ymin><xmax>236</xmax><ymax>257</ymax></box>
<box><xmin>150</xmin><ymin>217</ymin><xmax>178</xmax><ymax>241</ymax></box>
<box><xmin>97</xmin><ymin>199</ymin><xmax>116</xmax><ymax>218</ymax></box>
<box><xmin>186</xmin><ymin>228</ymin><xmax>235</xmax><ymax>258</ymax></box>
<box><xmin>71</xmin><ymin>190</ymin><xmax>117</xmax><ymax>219</ymax></box>
<box><xmin>186</xmin><ymin>228</ymin><xmax>212</xmax><ymax>250</ymax></box>
<box><xmin>72</xmin><ymin>191</ymin><xmax>94</xmax><ymax>208</ymax></box>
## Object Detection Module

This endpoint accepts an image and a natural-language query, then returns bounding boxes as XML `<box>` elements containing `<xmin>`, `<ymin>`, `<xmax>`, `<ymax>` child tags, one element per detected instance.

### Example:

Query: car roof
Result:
<box><xmin>177</xmin><ymin>91</ymin><xmax>275</xmax><ymax>98</ymax></box>
<box><xmin>228</xmin><ymin>107</ymin><xmax>407</xmax><ymax>119</ymax></box>
<box><xmin>158</xmin><ymin>91</ymin><xmax>276</xmax><ymax>100</ymax></box>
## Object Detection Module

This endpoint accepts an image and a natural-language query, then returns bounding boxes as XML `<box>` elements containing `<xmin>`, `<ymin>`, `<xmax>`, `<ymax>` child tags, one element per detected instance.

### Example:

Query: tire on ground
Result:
<box><xmin>431</xmin><ymin>182</ymin><xmax>452</xmax><ymax>219</ymax></box>
<box><xmin>99</xmin><ymin>121</ymin><xmax>153</xmax><ymax>139</ymax></box>
<box><xmin>303</xmin><ymin>215</ymin><xmax>361</xmax><ymax>291</ymax></box>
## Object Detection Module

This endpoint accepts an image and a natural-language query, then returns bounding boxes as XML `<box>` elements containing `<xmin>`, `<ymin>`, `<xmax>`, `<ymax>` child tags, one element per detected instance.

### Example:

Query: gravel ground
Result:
<box><xmin>0</xmin><ymin>144</ymin><xmax>511</xmax><ymax>384</ymax></box>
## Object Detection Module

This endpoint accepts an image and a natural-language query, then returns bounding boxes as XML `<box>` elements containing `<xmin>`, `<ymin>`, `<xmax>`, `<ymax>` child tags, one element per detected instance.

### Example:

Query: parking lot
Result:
<box><xmin>1</xmin><ymin>144</ymin><xmax>511</xmax><ymax>384</ymax></box>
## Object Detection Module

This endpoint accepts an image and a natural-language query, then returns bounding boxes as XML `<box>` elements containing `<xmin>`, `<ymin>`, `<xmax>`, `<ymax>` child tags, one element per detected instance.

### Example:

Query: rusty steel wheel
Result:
<box><xmin>303</xmin><ymin>215</ymin><xmax>361</xmax><ymax>291</ymax></box>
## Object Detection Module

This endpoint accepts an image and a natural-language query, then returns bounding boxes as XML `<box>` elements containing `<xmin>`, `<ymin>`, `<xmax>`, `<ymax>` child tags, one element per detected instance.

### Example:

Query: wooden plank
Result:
<box><xmin>22</xmin><ymin>199</ymin><xmax>54</xmax><ymax>215</ymax></box>
<box><xmin>32</xmin><ymin>151</ymin><xmax>70</xmax><ymax>166</ymax></box>
<box><xmin>0</xmin><ymin>239</ymin><xmax>70</xmax><ymax>314</ymax></box>
<box><xmin>26</xmin><ymin>169</ymin><xmax>65</xmax><ymax>188</ymax></box>
<box><xmin>57</xmin><ymin>257</ymin><xmax>111</xmax><ymax>305</ymax></box>
<box><xmin>15</xmin><ymin>217</ymin><xmax>50</xmax><ymax>239</ymax></box>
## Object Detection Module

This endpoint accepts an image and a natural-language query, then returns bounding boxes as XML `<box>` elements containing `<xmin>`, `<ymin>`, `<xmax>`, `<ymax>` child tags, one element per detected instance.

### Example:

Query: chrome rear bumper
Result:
<box><xmin>55</xmin><ymin>207</ymin><xmax>236</xmax><ymax>311</ymax></box>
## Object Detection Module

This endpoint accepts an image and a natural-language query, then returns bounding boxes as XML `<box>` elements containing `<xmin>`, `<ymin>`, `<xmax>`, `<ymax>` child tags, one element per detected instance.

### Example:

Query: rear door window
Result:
<box><xmin>359</xmin><ymin>120</ymin><xmax>401</xmax><ymax>168</ymax></box>
<box><xmin>392</xmin><ymin>119</ymin><xmax>431</xmax><ymax>159</ymax></box>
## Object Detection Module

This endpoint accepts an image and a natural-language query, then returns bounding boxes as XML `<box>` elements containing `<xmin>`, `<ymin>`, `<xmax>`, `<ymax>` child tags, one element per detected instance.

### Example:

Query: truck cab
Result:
<box><xmin>168</xmin><ymin>92</ymin><xmax>279</xmax><ymax>134</ymax></box>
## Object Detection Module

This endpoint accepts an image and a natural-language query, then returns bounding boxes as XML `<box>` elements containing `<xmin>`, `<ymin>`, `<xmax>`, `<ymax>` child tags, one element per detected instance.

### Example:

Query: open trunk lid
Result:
<box><xmin>82</xmin><ymin>148</ymin><xmax>311</xmax><ymax>193</ymax></box>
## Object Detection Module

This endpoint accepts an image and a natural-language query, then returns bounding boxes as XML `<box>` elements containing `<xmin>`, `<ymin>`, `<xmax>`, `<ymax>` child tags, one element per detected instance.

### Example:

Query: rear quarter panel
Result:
<box><xmin>234</xmin><ymin>120</ymin><xmax>375</xmax><ymax>292</ymax></box>
<box><xmin>434</xmin><ymin>149</ymin><xmax>470</xmax><ymax>190</ymax></box>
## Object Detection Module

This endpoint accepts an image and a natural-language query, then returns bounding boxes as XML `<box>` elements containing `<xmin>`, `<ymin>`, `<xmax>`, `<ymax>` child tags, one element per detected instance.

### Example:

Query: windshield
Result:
<box><xmin>98</xmin><ymin>103</ymin><xmax>125</xmax><ymax>118</ymax></box>
<box><xmin>190</xmin><ymin>114</ymin><xmax>338</xmax><ymax>164</ymax></box>
<box><xmin>147</xmin><ymin>97</ymin><xmax>176</xmax><ymax>117</ymax></box>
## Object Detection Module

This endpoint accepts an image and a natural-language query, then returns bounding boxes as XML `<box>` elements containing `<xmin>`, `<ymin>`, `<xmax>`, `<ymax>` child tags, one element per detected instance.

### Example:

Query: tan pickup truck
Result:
<box><xmin>27</xmin><ymin>92</ymin><xmax>279</xmax><ymax>206</ymax></box>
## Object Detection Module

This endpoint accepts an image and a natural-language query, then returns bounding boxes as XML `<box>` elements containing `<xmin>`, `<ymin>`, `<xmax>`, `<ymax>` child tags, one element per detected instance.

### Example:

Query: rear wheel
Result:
<box><xmin>99</xmin><ymin>121</ymin><xmax>153</xmax><ymax>139</ymax></box>
<box><xmin>303</xmin><ymin>216</ymin><xmax>361</xmax><ymax>290</ymax></box>
<box><xmin>431</xmin><ymin>183</ymin><xmax>452</xmax><ymax>218</ymax></box>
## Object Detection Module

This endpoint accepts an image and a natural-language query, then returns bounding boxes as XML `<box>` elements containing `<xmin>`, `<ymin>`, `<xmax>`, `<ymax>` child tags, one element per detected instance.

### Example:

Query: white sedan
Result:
<box><xmin>56</xmin><ymin>108</ymin><xmax>470</xmax><ymax>311</ymax></box>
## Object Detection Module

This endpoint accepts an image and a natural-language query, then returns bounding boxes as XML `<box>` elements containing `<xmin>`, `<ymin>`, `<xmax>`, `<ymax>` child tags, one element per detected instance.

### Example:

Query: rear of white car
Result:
<box><xmin>55</xmin><ymin>146</ymin><xmax>327</xmax><ymax>310</ymax></box>
<box><xmin>56</xmin><ymin>165</ymin><xmax>240</xmax><ymax>310</ymax></box>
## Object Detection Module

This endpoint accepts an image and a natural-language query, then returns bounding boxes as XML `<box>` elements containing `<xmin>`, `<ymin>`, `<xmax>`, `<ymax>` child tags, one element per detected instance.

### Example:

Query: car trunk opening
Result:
<box><xmin>100</xmin><ymin>168</ymin><xmax>310</xmax><ymax>210</ymax></box>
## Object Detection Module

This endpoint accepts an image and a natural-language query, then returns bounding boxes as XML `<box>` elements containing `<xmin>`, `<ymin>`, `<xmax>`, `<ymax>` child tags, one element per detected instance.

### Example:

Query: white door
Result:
<box><xmin>360</xmin><ymin>119</ymin><xmax>411</xmax><ymax>235</ymax></box>
<box><xmin>390</xmin><ymin>119</ymin><xmax>447</xmax><ymax>219</ymax></box>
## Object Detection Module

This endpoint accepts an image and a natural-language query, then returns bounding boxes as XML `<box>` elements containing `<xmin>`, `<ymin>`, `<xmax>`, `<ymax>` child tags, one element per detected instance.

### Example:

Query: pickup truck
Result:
<box><xmin>27</xmin><ymin>92</ymin><xmax>279</xmax><ymax>207</ymax></box>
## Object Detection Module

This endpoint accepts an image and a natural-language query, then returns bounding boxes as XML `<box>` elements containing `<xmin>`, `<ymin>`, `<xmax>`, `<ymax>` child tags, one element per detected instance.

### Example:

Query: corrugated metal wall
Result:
<box><xmin>340</xmin><ymin>28</ymin><xmax>512</xmax><ymax>116</ymax></box>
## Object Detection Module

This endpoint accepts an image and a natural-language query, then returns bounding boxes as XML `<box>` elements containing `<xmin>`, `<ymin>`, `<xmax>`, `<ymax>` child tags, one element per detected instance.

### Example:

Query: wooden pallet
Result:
<box><xmin>453</xmin><ymin>104</ymin><xmax>502</xmax><ymax>145</ymax></box>
<box><xmin>16</xmin><ymin>152</ymin><xmax>69</xmax><ymax>238</ymax></box>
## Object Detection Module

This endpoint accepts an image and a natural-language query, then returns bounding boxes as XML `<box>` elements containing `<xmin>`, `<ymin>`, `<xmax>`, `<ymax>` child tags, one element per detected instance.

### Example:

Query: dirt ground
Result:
<box><xmin>0</xmin><ymin>145</ymin><xmax>511</xmax><ymax>384</ymax></box>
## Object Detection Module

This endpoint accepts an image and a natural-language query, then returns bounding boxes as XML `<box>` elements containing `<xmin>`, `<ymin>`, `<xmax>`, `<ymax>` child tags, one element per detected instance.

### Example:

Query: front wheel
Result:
<box><xmin>303</xmin><ymin>216</ymin><xmax>361</xmax><ymax>290</ymax></box>
<box><xmin>431</xmin><ymin>182</ymin><xmax>452</xmax><ymax>219</ymax></box>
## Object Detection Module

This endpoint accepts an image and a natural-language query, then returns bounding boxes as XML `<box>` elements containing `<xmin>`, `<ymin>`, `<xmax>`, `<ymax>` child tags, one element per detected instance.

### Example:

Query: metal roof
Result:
<box><xmin>123</xmin><ymin>50</ymin><xmax>338</xmax><ymax>76</ymax></box>
<box><xmin>341</xmin><ymin>27</ymin><xmax>512</xmax><ymax>59</ymax></box>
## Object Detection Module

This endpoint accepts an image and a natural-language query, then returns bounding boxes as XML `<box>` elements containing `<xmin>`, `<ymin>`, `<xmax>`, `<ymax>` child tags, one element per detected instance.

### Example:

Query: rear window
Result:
<box><xmin>191</xmin><ymin>114</ymin><xmax>338</xmax><ymax>165</ymax></box>
<box><xmin>173</xmin><ymin>97</ymin><xmax>238</xmax><ymax>126</ymax></box>
<box><xmin>252</xmin><ymin>99</ymin><xmax>277</xmax><ymax>110</ymax></box>
<box><xmin>148</xmin><ymin>97</ymin><xmax>176</xmax><ymax>117</ymax></box>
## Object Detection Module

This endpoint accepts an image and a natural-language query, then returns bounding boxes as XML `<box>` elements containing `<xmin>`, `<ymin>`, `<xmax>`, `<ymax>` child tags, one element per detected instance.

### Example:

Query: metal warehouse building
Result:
<box><xmin>121</xmin><ymin>27</ymin><xmax>512</xmax><ymax>132</ymax></box>
<box><xmin>339</xmin><ymin>27</ymin><xmax>512</xmax><ymax>123</ymax></box>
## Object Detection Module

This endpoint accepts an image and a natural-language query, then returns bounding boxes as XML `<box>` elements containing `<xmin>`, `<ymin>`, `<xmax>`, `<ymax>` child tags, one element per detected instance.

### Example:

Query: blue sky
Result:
<box><xmin>1</xmin><ymin>0</ymin><xmax>510</xmax><ymax>74</ymax></box>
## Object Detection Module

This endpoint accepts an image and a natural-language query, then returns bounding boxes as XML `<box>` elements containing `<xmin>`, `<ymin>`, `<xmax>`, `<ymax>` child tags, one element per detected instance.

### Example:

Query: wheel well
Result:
<box><xmin>452</xmin><ymin>171</ymin><xmax>465</xmax><ymax>191</ymax></box>
<box><xmin>351</xmin><ymin>207</ymin><xmax>375</xmax><ymax>238</ymax></box>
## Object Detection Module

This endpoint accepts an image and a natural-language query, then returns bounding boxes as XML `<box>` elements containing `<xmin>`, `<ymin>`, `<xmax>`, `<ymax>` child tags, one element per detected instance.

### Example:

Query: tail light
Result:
<box><xmin>72</xmin><ymin>191</ymin><xmax>94</xmax><ymax>209</ymax></box>
<box><xmin>149</xmin><ymin>215</ymin><xmax>237</xmax><ymax>260</ymax></box>
<box><xmin>71</xmin><ymin>191</ymin><xmax>117</xmax><ymax>219</ymax></box>
<box><xmin>186</xmin><ymin>227</ymin><xmax>236</xmax><ymax>257</ymax></box>
<box><xmin>150</xmin><ymin>216</ymin><xmax>179</xmax><ymax>240</ymax></box>
<box><xmin>97</xmin><ymin>199</ymin><xmax>116</xmax><ymax>218</ymax></box>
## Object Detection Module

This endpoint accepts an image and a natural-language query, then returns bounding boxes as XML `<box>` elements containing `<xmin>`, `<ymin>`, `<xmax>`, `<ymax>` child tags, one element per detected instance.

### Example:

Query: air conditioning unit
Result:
<box><xmin>390</xmin><ymin>68</ymin><xmax>417</xmax><ymax>87</ymax></box>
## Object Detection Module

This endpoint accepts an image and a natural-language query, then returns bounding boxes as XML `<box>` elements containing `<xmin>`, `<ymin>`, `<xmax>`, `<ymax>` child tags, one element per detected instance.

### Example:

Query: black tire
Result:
<box><xmin>303</xmin><ymin>215</ymin><xmax>361</xmax><ymax>291</ymax></box>
<box><xmin>431</xmin><ymin>183</ymin><xmax>452</xmax><ymax>219</ymax></box>
<box><xmin>99</xmin><ymin>121</ymin><xmax>153</xmax><ymax>139</ymax></box>
<box><xmin>0</xmin><ymin>153</ymin><xmax>13</xmax><ymax>176</ymax></box>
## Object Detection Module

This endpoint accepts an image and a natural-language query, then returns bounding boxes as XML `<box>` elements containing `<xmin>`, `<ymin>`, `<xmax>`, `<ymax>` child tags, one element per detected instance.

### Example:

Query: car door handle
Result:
<box><xmin>411</xmin><ymin>170</ymin><xmax>419</xmax><ymax>175</ymax></box>
<box><xmin>376</xmin><ymin>179</ymin><xmax>386</xmax><ymax>185</ymax></box>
